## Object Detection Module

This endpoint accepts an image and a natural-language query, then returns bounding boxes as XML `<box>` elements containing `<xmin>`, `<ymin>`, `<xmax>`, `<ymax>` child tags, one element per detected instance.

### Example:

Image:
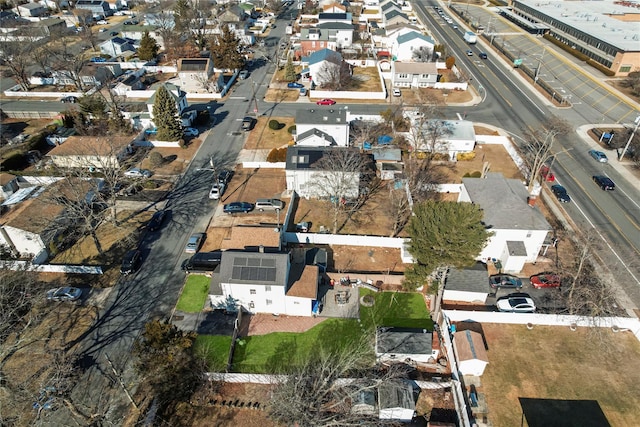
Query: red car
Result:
<box><xmin>316</xmin><ymin>98</ymin><xmax>336</xmax><ymax>105</ymax></box>
<box><xmin>530</xmin><ymin>273</ymin><xmax>561</xmax><ymax>288</ymax></box>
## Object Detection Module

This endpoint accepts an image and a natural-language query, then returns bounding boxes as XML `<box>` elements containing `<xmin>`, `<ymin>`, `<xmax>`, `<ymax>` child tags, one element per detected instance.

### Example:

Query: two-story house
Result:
<box><xmin>146</xmin><ymin>83</ymin><xmax>190</xmax><ymax>124</ymax></box>
<box><xmin>176</xmin><ymin>57</ymin><xmax>221</xmax><ymax>93</ymax></box>
<box><xmin>392</xmin><ymin>61</ymin><xmax>438</xmax><ymax>88</ymax></box>
<box><xmin>316</xmin><ymin>22</ymin><xmax>354</xmax><ymax>49</ymax></box>
<box><xmin>459</xmin><ymin>172</ymin><xmax>553</xmax><ymax>273</ymax></box>
<box><xmin>210</xmin><ymin>251</ymin><xmax>319</xmax><ymax>317</ymax></box>
<box><xmin>99</xmin><ymin>36</ymin><xmax>137</xmax><ymax>57</ymax></box>
<box><xmin>299</xmin><ymin>28</ymin><xmax>337</xmax><ymax>56</ymax></box>
<box><xmin>75</xmin><ymin>0</ymin><xmax>112</xmax><ymax>17</ymax></box>
<box><xmin>391</xmin><ymin>31</ymin><xmax>434</xmax><ymax>61</ymax></box>
<box><xmin>302</xmin><ymin>48</ymin><xmax>350</xmax><ymax>88</ymax></box>
<box><xmin>295</xmin><ymin>107</ymin><xmax>349</xmax><ymax>147</ymax></box>
<box><xmin>17</xmin><ymin>2</ymin><xmax>47</xmax><ymax>17</ymax></box>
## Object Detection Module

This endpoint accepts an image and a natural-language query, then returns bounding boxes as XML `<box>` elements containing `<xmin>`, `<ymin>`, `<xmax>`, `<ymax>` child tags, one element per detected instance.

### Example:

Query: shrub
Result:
<box><xmin>445</xmin><ymin>56</ymin><xmax>455</xmax><ymax>69</ymax></box>
<box><xmin>268</xmin><ymin>119</ymin><xmax>280</xmax><ymax>130</ymax></box>
<box><xmin>456</xmin><ymin>151</ymin><xmax>476</xmax><ymax>161</ymax></box>
<box><xmin>149</xmin><ymin>151</ymin><xmax>164</xmax><ymax>167</ymax></box>
<box><xmin>266</xmin><ymin>147</ymin><xmax>288</xmax><ymax>162</ymax></box>
<box><xmin>587</xmin><ymin>59</ymin><xmax>615</xmax><ymax>77</ymax></box>
<box><xmin>1</xmin><ymin>151</ymin><xmax>27</xmax><ymax>171</ymax></box>
<box><xmin>143</xmin><ymin>180</ymin><xmax>158</xmax><ymax>189</ymax></box>
<box><xmin>179</xmin><ymin>139</ymin><xmax>187</xmax><ymax>148</ymax></box>
<box><xmin>287</xmin><ymin>125</ymin><xmax>296</xmax><ymax>134</ymax></box>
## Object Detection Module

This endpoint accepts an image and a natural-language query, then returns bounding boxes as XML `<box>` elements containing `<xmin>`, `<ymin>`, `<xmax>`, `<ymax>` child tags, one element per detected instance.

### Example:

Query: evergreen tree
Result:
<box><xmin>152</xmin><ymin>85</ymin><xmax>183</xmax><ymax>141</ymax></box>
<box><xmin>210</xmin><ymin>25</ymin><xmax>245</xmax><ymax>70</ymax></box>
<box><xmin>405</xmin><ymin>200</ymin><xmax>490</xmax><ymax>291</ymax></box>
<box><xmin>173</xmin><ymin>0</ymin><xmax>191</xmax><ymax>33</ymax></box>
<box><xmin>284</xmin><ymin>55</ymin><xmax>296</xmax><ymax>82</ymax></box>
<box><xmin>138</xmin><ymin>31</ymin><xmax>159</xmax><ymax>61</ymax></box>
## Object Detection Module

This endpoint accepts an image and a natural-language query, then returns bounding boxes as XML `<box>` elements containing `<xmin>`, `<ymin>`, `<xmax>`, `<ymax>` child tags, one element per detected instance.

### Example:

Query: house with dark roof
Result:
<box><xmin>391</xmin><ymin>31</ymin><xmax>435</xmax><ymax>61</ymax></box>
<box><xmin>375</xmin><ymin>327</ymin><xmax>439</xmax><ymax>364</ymax></box>
<box><xmin>301</xmin><ymin>48</ymin><xmax>349</xmax><ymax>88</ymax></box>
<box><xmin>209</xmin><ymin>251</ymin><xmax>319</xmax><ymax>317</ymax></box>
<box><xmin>175</xmin><ymin>57</ymin><xmax>224</xmax><ymax>93</ymax></box>
<box><xmin>99</xmin><ymin>36</ymin><xmax>137</xmax><ymax>57</ymax></box>
<box><xmin>443</xmin><ymin>263</ymin><xmax>490</xmax><ymax>303</ymax></box>
<box><xmin>17</xmin><ymin>2</ymin><xmax>47</xmax><ymax>17</ymax></box>
<box><xmin>285</xmin><ymin>146</ymin><xmax>362</xmax><ymax>199</ymax></box>
<box><xmin>146</xmin><ymin>83</ymin><xmax>190</xmax><ymax>124</ymax></box>
<box><xmin>452</xmin><ymin>330</ymin><xmax>489</xmax><ymax>376</ymax></box>
<box><xmin>383</xmin><ymin>9</ymin><xmax>409</xmax><ymax>27</ymax></box>
<box><xmin>299</xmin><ymin>28</ymin><xmax>337</xmax><ymax>56</ymax></box>
<box><xmin>317</xmin><ymin>12</ymin><xmax>352</xmax><ymax>25</ymax></box>
<box><xmin>295</xmin><ymin>106</ymin><xmax>349</xmax><ymax>146</ymax></box>
<box><xmin>75</xmin><ymin>0</ymin><xmax>112</xmax><ymax>17</ymax></box>
<box><xmin>316</xmin><ymin>21</ymin><xmax>354</xmax><ymax>49</ymax></box>
<box><xmin>460</xmin><ymin>173</ymin><xmax>553</xmax><ymax>273</ymax></box>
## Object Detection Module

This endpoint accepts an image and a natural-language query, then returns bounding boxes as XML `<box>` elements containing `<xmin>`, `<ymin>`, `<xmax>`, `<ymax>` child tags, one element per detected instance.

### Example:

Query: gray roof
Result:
<box><xmin>445</xmin><ymin>263</ymin><xmax>489</xmax><ymax>293</ymax></box>
<box><xmin>296</xmin><ymin>128</ymin><xmax>336</xmax><ymax>145</ymax></box>
<box><xmin>20</xmin><ymin>2</ymin><xmax>45</xmax><ymax>9</ymax></box>
<box><xmin>296</xmin><ymin>107</ymin><xmax>347</xmax><ymax>125</ymax></box>
<box><xmin>286</xmin><ymin>146</ymin><xmax>359</xmax><ymax>170</ymax></box>
<box><xmin>371</xmin><ymin>147</ymin><xmax>402</xmax><ymax>162</ymax></box>
<box><xmin>384</xmin><ymin>10</ymin><xmax>408</xmax><ymax>22</ymax></box>
<box><xmin>462</xmin><ymin>173</ymin><xmax>552</xmax><ymax>231</ymax></box>
<box><xmin>219</xmin><ymin>251</ymin><xmax>289</xmax><ymax>286</ymax></box>
<box><xmin>378</xmin><ymin>380</ymin><xmax>416</xmax><ymax>411</ymax></box>
<box><xmin>376</xmin><ymin>327</ymin><xmax>432</xmax><ymax>355</ymax></box>
<box><xmin>316</xmin><ymin>22</ymin><xmax>353</xmax><ymax>30</ymax></box>
<box><xmin>394</xmin><ymin>62</ymin><xmax>438</xmax><ymax>75</ymax></box>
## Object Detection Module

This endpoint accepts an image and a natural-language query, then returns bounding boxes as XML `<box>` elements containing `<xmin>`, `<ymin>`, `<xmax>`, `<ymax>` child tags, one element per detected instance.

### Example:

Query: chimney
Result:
<box><xmin>259</xmin><ymin>245</ymin><xmax>265</xmax><ymax>253</ymax></box>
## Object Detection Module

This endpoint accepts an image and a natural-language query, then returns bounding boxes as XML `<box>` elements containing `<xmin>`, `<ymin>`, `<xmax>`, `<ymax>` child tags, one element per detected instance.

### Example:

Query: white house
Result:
<box><xmin>99</xmin><ymin>36</ymin><xmax>137</xmax><ymax>57</ymax></box>
<box><xmin>295</xmin><ymin>107</ymin><xmax>349</xmax><ymax>147</ymax></box>
<box><xmin>459</xmin><ymin>173</ymin><xmax>553</xmax><ymax>273</ymax></box>
<box><xmin>315</xmin><ymin>22</ymin><xmax>354</xmax><ymax>49</ymax></box>
<box><xmin>146</xmin><ymin>83</ymin><xmax>193</xmax><ymax>126</ymax></box>
<box><xmin>391</xmin><ymin>31</ymin><xmax>434</xmax><ymax>62</ymax></box>
<box><xmin>452</xmin><ymin>329</ymin><xmax>489</xmax><ymax>376</ymax></box>
<box><xmin>17</xmin><ymin>2</ymin><xmax>47</xmax><ymax>17</ymax></box>
<box><xmin>0</xmin><ymin>173</ymin><xmax>20</xmax><ymax>201</ymax></box>
<box><xmin>378</xmin><ymin>380</ymin><xmax>417</xmax><ymax>422</ymax></box>
<box><xmin>443</xmin><ymin>263</ymin><xmax>490</xmax><ymax>304</ymax></box>
<box><xmin>392</xmin><ymin>61</ymin><xmax>438</xmax><ymax>88</ymax></box>
<box><xmin>285</xmin><ymin>146</ymin><xmax>362</xmax><ymax>199</ymax></box>
<box><xmin>302</xmin><ymin>48</ymin><xmax>348</xmax><ymax>88</ymax></box>
<box><xmin>210</xmin><ymin>251</ymin><xmax>319</xmax><ymax>317</ymax></box>
<box><xmin>174</xmin><ymin>57</ymin><xmax>224</xmax><ymax>93</ymax></box>
<box><xmin>412</xmin><ymin>119</ymin><xmax>475</xmax><ymax>160</ymax></box>
<box><xmin>375</xmin><ymin>327</ymin><xmax>439</xmax><ymax>364</ymax></box>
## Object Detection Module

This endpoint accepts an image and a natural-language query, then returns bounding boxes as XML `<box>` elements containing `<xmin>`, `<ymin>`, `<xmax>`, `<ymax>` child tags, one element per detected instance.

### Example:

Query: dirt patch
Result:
<box><xmin>264</xmin><ymin>88</ymin><xmax>301</xmax><ymax>102</ymax></box>
<box><xmin>221</xmin><ymin>168</ymin><xmax>286</xmax><ymax>205</ymax></box>
<box><xmin>606</xmin><ymin>79</ymin><xmax>639</xmax><ymax>105</ymax></box>
<box><xmin>331</xmin><ymin>245</ymin><xmax>407</xmax><ymax>273</ymax></box>
<box><xmin>140</xmin><ymin>138</ymin><xmax>203</xmax><ymax>176</ymax></box>
<box><xmin>399</xmin><ymin>86</ymin><xmax>474</xmax><ymax>106</ymax></box>
<box><xmin>474</xmin><ymin>126</ymin><xmax>499</xmax><ymax>136</ymax></box>
<box><xmin>244</xmin><ymin>117</ymin><xmax>295</xmax><ymax>150</ymax></box>
<box><xmin>437</xmin><ymin>144</ymin><xmax>524</xmax><ymax>184</ymax></box>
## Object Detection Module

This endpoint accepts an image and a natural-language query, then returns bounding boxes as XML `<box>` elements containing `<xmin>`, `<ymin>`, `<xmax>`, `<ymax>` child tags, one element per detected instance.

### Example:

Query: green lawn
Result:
<box><xmin>194</xmin><ymin>335</ymin><xmax>233</xmax><ymax>371</ymax></box>
<box><xmin>176</xmin><ymin>275</ymin><xmax>210</xmax><ymax>313</ymax></box>
<box><xmin>359</xmin><ymin>289</ymin><xmax>433</xmax><ymax>330</ymax></box>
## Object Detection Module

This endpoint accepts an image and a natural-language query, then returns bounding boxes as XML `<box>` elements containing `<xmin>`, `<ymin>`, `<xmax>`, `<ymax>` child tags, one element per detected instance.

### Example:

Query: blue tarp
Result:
<box><xmin>378</xmin><ymin>135</ymin><xmax>392</xmax><ymax>145</ymax></box>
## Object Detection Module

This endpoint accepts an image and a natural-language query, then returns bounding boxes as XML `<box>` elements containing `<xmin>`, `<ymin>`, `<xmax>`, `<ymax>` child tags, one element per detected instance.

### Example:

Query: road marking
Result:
<box><xmin>603</xmin><ymin>172</ymin><xmax>640</xmax><ymax>211</ymax></box>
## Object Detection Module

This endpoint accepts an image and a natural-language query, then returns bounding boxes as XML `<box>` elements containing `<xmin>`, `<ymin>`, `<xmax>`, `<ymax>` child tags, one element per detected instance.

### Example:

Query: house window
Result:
<box><xmin>265</xmin><ymin>285</ymin><xmax>271</xmax><ymax>292</ymax></box>
<box><xmin>421</xmin><ymin>74</ymin><xmax>430</xmax><ymax>79</ymax></box>
<box><xmin>250</xmin><ymin>289</ymin><xmax>256</xmax><ymax>295</ymax></box>
<box><xmin>619</xmin><ymin>65</ymin><xmax>632</xmax><ymax>73</ymax></box>
<box><xmin>311</xmin><ymin>41</ymin><xmax>316</xmax><ymax>48</ymax></box>
<box><xmin>526</xmin><ymin>231</ymin><xmax>532</xmax><ymax>238</ymax></box>
<box><xmin>266</xmin><ymin>299</ymin><xmax>272</xmax><ymax>305</ymax></box>
<box><xmin>398</xmin><ymin>73</ymin><xmax>408</xmax><ymax>79</ymax></box>
<box><xmin>294</xmin><ymin>301</ymin><xmax>300</xmax><ymax>304</ymax></box>
<box><xmin>249</xmin><ymin>301</ymin><xmax>255</xmax><ymax>308</ymax></box>
<box><xmin>320</xmin><ymin>42</ymin><xmax>324</xmax><ymax>47</ymax></box>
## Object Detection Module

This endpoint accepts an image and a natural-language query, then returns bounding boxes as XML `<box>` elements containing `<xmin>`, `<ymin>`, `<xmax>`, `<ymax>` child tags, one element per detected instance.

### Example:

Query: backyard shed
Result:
<box><xmin>378</xmin><ymin>380</ymin><xmax>416</xmax><ymax>422</ymax></box>
<box><xmin>452</xmin><ymin>330</ymin><xmax>489</xmax><ymax>376</ymax></box>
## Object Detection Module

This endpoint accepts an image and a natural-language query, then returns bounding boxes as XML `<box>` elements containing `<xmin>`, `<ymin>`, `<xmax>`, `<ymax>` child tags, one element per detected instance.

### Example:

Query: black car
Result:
<box><xmin>61</xmin><ymin>96</ymin><xmax>78</xmax><ymax>103</ymax></box>
<box><xmin>550</xmin><ymin>184</ymin><xmax>570</xmax><ymax>203</ymax></box>
<box><xmin>110</xmin><ymin>31</ymin><xmax>118</xmax><ymax>36</ymax></box>
<box><xmin>479</xmin><ymin>52</ymin><xmax>488</xmax><ymax>59</ymax></box>
<box><xmin>223</xmin><ymin>202</ymin><xmax>254</xmax><ymax>214</ymax></box>
<box><xmin>147</xmin><ymin>210</ymin><xmax>166</xmax><ymax>231</ymax></box>
<box><xmin>592</xmin><ymin>175</ymin><xmax>615</xmax><ymax>190</ymax></box>
<box><xmin>241</xmin><ymin>116</ymin><xmax>255</xmax><ymax>131</ymax></box>
<box><xmin>181</xmin><ymin>251</ymin><xmax>223</xmax><ymax>272</ymax></box>
<box><xmin>120</xmin><ymin>250</ymin><xmax>142</xmax><ymax>275</ymax></box>
<box><xmin>217</xmin><ymin>169</ymin><xmax>233</xmax><ymax>185</ymax></box>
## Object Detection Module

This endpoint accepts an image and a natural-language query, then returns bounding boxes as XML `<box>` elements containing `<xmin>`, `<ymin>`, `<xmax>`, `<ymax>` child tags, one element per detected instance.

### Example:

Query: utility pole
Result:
<box><xmin>619</xmin><ymin>115</ymin><xmax>640</xmax><ymax>161</ymax></box>
<box><xmin>534</xmin><ymin>47</ymin><xmax>546</xmax><ymax>86</ymax></box>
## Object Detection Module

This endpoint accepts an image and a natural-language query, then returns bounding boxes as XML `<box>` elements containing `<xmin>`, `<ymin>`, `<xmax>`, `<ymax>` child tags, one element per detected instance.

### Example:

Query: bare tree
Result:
<box><xmin>316</xmin><ymin>60</ymin><xmax>352</xmax><ymax>90</ymax></box>
<box><xmin>307</xmin><ymin>148</ymin><xmax>374</xmax><ymax>233</ymax></box>
<box><xmin>265</xmin><ymin>0</ymin><xmax>284</xmax><ymax>15</ymax></box>
<box><xmin>0</xmin><ymin>37</ymin><xmax>38</xmax><ymax>91</ymax></box>
<box><xmin>412</xmin><ymin>46</ymin><xmax>435</xmax><ymax>62</ymax></box>
<box><xmin>47</xmin><ymin>34</ymin><xmax>90</xmax><ymax>91</ymax></box>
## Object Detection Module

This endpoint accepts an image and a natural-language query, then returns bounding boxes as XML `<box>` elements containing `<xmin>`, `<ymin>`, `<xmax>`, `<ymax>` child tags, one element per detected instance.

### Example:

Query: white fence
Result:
<box><xmin>434</xmin><ymin>82</ymin><xmax>468</xmax><ymax>91</ymax></box>
<box><xmin>310</xmin><ymin>89</ymin><xmax>386</xmax><ymax>100</ymax></box>
<box><xmin>3</xmin><ymin>84</ymin><xmax>83</xmax><ymax>98</ymax></box>
<box><xmin>0</xmin><ymin>260</ymin><xmax>103</xmax><ymax>274</ymax></box>
<box><xmin>134</xmin><ymin>139</ymin><xmax>181</xmax><ymax>148</ymax></box>
<box><xmin>206</xmin><ymin>373</ymin><xmax>287</xmax><ymax>384</ymax></box>
<box><xmin>241</xmin><ymin>161</ymin><xmax>285</xmax><ymax>169</ymax></box>
<box><xmin>440</xmin><ymin>315</ymin><xmax>473</xmax><ymax>427</ymax></box>
<box><xmin>282</xmin><ymin>231</ymin><xmax>407</xmax><ymax>248</ymax></box>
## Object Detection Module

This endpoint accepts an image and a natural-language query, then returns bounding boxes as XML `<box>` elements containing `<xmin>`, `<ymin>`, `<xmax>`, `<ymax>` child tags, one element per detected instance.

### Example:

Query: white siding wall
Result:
<box><xmin>284</xmin><ymin>295</ymin><xmax>313</xmax><ymax>316</ymax></box>
<box><xmin>379</xmin><ymin>407</ymin><xmax>414</xmax><ymax>422</ymax></box>
<box><xmin>2</xmin><ymin>226</ymin><xmax>46</xmax><ymax>257</ymax></box>
<box><xmin>221</xmin><ymin>283</ymin><xmax>287</xmax><ymax>314</ymax></box>
<box><xmin>443</xmin><ymin>290</ymin><xmax>488</xmax><ymax>304</ymax></box>
<box><xmin>286</xmin><ymin>170</ymin><xmax>360</xmax><ymax>199</ymax></box>
<box><xmin>295</xmin><ymin>123</ymin><xmax>348</xmax><ymax>146</ymax></box>
<box><xmin>479</xmin><ymin>229</ymin><xmax>548</xmax><ymax>264</ymax></box>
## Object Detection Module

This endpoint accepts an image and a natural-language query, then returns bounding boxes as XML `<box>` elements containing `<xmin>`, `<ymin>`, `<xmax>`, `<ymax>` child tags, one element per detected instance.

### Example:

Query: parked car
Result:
<box><xmin>393</xmin><ymin>88</ymin><xmax>401</xmax><ymax>97</ymax></box>
<box><xmin>185</xmin><ymin>233</ymin><xmax>205</xmax><ymax>253</ymax></box>
<box><xmin>181</xmin><ymin>251</ymin><xmax>223</xmax><ymax>272</ymax></box>
<box><xmin>91</xmin><ymin>57</ymin><xmax>106</xmax><ymax>63</ymax></box>
<box><xmin>550</xmin><ymin>184</ymin><xmax>571</xmax><ymax>203</ymax></box>
<box><xmin>299</xmin><ymin>87</ymin><xmax>307</xmax><ymax>96</ymax></box>
<box><xmin>223</xmin><ymin>202</ymin><xmax>254</xmax><ymax>214</ymax></box>
<box><xmin>110</xmin><ymin>31</ymin><xmax>119</xmax><ymax>36</ymax></box>
<box><xmin>147</xmin><ymin>210</ymin><xmax>166</xmax><ymax>231</ymax></box>
<box><xmin>589</xmin><ymin>149</ymin><xmax>608</xmax><ymax>163</ymax></box>
<box><xmin>316</xmin><ymin>98</ymin><xmax>337</xmax><ymax>106</ymax></box>
<box><xmin>120</xmin><ymin>250</ymin><xmax>142</xmax><ymax>275</ymax></box>
<box><xmin>530</xmin><ymin>273</ymin><xmax>561</xmax><ymax>289</ymax></box>
<box><xmin>241</xmin><ymin>116</ymin><xmax>255</xmax><ymax>131</ymax></box>
<box><xmin>183</xmin><ymin>127</ymin><xmax>199</xmax><ymax>137</ymax></box>
<box><xmin>287</xmin><ymin>82</ymin><xmax>304</xmax><ymax>88</ymax></box>
<box><xmin>96</xmin><ymin>19</ymin><xmax>108</xmax><ymax>25</ymax></box>
<box><xmin>124</xmin><ymin>168</ymin><xmax>152</xmax><ymax>178</ymax></box>
<box><xmin>489</xmin><ymin>274</ymin><xmax>523</xmax><ymax>289</ymax></box>
<box><xmin>209</xmin><ymin>183</ymin><xmax>225</xmax><ymax>199</ymax></box>
<box><xmin>217</xmin><ymin>169</ymin><xmax>233</xmax><ymax>185</ymax></box>
<box><xmin>255</xmin><ymin>198</ymin><xmax>284</xmax><ymax>211</ymax></box>
<box><xmin>46</xmin><ymin>287</ymin><xmax>82</xmax><ymax>302</ymax></box>
<box><xmin>238</xmin><ymin>70</ymin><xmax>249</xmax><ymax>80</ymax></box>
<box><xmin>479</xmin><ymin>52</ymin><xmax>488</xmax><ymax>59</ymax></box>
<box><xmin>61</xmin><ymin>96</ymin><xmax>78</xmax><ymax>103</ymax></box>
<box><xmin>496</xmin><ymin>294</ymin><xmax>536</xmax><ymax>313</ymax></box>
<box><xmin>123</xmin><ymin>20</ymin><xmax>133</xmax><ymax>25</ymax></box>
<box><xmin>592</xmin><ymin>175</ymin><xmax>615</xmax><ymax>190</ymax></box>
<box><xmin>144</xmin><ymin>127</ymin><xmax>158</xmax><ymax>135</ymax></box>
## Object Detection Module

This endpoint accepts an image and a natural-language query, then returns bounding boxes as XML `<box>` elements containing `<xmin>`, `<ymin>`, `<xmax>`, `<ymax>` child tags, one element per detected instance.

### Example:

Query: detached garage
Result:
<box><xmin>453</xmin><ymin>330</ymin><xmax>489</xmax><ymax>376</ymax></box>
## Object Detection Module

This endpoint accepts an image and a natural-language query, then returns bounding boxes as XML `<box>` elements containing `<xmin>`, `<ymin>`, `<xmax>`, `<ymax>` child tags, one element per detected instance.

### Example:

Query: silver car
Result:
<box><xmin>185</xmin><ymin>233</ymin><xmax>205</xmax><ymax>253</ymax></box>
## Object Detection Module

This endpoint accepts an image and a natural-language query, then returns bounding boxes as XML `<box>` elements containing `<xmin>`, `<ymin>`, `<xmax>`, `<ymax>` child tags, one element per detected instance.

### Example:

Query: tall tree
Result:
<box><xmin>209</xmin><ymin>25</ymin><xmax>245</xmax><ymax>70</ymax></box>
<box><xmin>284</xmin><ymin>55</ymin><xmax>297</xmax><ymax>82</ymax></box>
<box><xmin>405</xmin><ymin>200</ymin><xmax>490</xmax><ymax>291</ymax></box>
<box><xmin>173</xmin><ymin>0</ymin><xmax>192</xmax><ymax>34</ymax></box>
<box><xmin>152</xmin><ymin>85</ymin><xmax>183</xmax><ymax>141</ymax></box>
<box><xmin>137</xmin><ymin>31</ymin><xmax>160</xmax><ymax>61</ymax></box>
<box><xmin>0</xmin><ymin>38</ymin><xmax>37</xmax><ymax>91</ymax></box>
<box><xmin>316</xmin><ymin>60</ymin><xmax>352</xmax><ymax>90</ymax></box>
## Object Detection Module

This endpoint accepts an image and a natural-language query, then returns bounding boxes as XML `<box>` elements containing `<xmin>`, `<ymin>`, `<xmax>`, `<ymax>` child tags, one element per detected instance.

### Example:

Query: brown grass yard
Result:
<box><xmin>243</xmin><ymin>117</ymin><xmax>295</xmax><ymax>150</ymax></box>
<box><xmin>479</xmin><ymin>323</ymin><xmax>640</xmax><ymax>427</ymax></box>
<box><xmin>438</xmin><ymin>144</ymin><xmax>524</xmax><ymax>183</ymax></box>
<box><xmin>263</xmin><ymin>88</ymin><xmax>301</xmax><ymax>102</ymax></box>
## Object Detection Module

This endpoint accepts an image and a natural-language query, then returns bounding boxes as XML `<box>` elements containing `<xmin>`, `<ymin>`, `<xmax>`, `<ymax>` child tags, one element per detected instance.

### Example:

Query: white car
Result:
<box><xmin>496</xmin><ymin>294</ymin><xmax>536</xmax><ymax>313</ymax></box>
<box><xmin>183</xmin><ymin>127</ymin><xmax>199</xmax><ymax>137</ymax></box>
<box><xmin>209</xmin><ymin>183</ymin><xmax>225</xmax><ymax>199</ymax></box>
<box><xmin>393</xmin><ymin>88</ymin><xmax>401</xmax><ymax>97</ymax></box>
<box><xmin>97</xmin><ymin>19</ymin><xmax>108</xmax><ymax>25</ymax></box>
<box><xmin>47</xmin><ymin>287</ymin><xmax>82</xmax><ymax>302</ymax></box>
<box><xmin>114</xmin><ymin>11</ymin><xmax>124</xmax><ymax>16</ymax></box>
<box><xmin>124</xmin><ymin>168</ymin><xmax>152</xmax><ymax>178</ymax></box>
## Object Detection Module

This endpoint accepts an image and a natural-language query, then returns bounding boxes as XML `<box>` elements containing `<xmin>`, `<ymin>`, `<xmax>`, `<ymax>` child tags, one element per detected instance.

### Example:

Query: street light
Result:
<box><xmin>533</xmin><ymin>47</ymin><xmax>546</xmax><ymax>86</ymax></box>
<box><xmin>619</xmin><ymin>115</ymin><xmax>640</xmax><ymax>161</ymax></box>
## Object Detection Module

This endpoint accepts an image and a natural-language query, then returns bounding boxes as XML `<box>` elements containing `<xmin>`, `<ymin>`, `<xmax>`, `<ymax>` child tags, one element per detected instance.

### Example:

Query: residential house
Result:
<box><xmin>78</xmin><ymin>64</ymin><xmax>115</xmax><ymax>88</ymax></box>
<box><xmin>46</xmin><ymin>136</ymin><xmax>134</xmax><ymax>170</ymax></box>
<box><xmin>112</xmin><ymin>73</ymin><xmax>145</xmax><ymax>96</ymax></box>
<box><xmin>295</xmin><ymin>107</ymin><xmax>349</xmax><ymax>147</ymax></box>
<box><xmin>391</xmin><ymin>31</ymin><xmax>434</xmax><ymax>61</ymax></box>
<box><xmin>35</xmin><ymin>18</ymin><xmax>66</xmax><ymax>36</ymax></box>
<box><xmin>392</xmin><ymin>61</ymin><xmax>438</xmax><ymax>88</ymax></box>
<box><xmin>371</xmin><ymin>147</ymin><xmax>402</xmax><ymax>180</ymax></box>
<box><xmin>285</xmin><ymin>146</ymin><xmax>361</xmax><ymax>199</ymax></box>
<box><xmin>316</xmin><ymin>22</ymin><xmax>354</xmax><ymax>49</ymax></box>
<box><xmin>209</xmin><ymin>251</ymin><xmax>319</xmax><ymax>317</ymax></box>
<box><xmin>452</xmin><ymin>329</ymin><xmax>489</xmax><ymax>376</ymax></box>
<box><xmin>412</xmin><ymin>120</ymin><xmax>475</xmax><ymax>160</ymax></box>
<box><xmin>144</xmin><ymin>13</ymin><xmax>175</xmax><ymax>30</ymax></box>
<box><xmin>146</xmin><ymin>83</ymin><xmax>190</xmax><ymax>125</ymax></box>
<box><xmin>299</xmin><ymin>28</ymin><xmax>337</xmax><ymax>56</ymax></box>
<box><xmin>99</xmin><ymin>36</ymin><xmax>137</xmax><ymax>57</ymax></box>
<box><xmin>443</xmin><ymin>263</ymin><xmax>490</xmax><ymax>304</ymax></box>
<box><xmin>317</xmin><ymin>12</ymin><xmax>353</xmax><ymax>25</ymax></box>
<box><xmin>375</xmin><ymin>327</ymin><xmax>439</xmax><ymax>364</ymax></box>
<box><xmin>302</xmin><ymin>48</ymin><xmax>348</xmax><ymax>87</ymax></box>
<box><xmin>459</xmin><ymin>172</ymin><xmax>553</xmax><ymax>272</ymax></box>
<box><xmin>0</xmin><ymin>174</ymin><xmax>20</xmax><ymax>201</ymax></box>
<box><xmin>75</xmin><ymin>0</ymin><xmax>112</xmax><ymax>17</ymax></box>
<box><xmin>378</xmin><ymin>380</ymin><xmax>417</xmax><ymax>422</ymax></box>
<box><xmin>371</xmin><ymin>23</ymin><xmax>421</xmax><ymax>49</ymax></box>
<box><xmin>217</xmin><ymin>4</ymin><xmax>246</xmax><ymax>26</ymax></box>
<box><xmin>382</xmin><ymin>9</ymin><xmax>409</xmax><ymax>27</ymax></box>
<box><xmin>322</xmin><ymin>2</ymin><xmax>346</xmax><ymax>13</ymax></box>
<box><xmin>380</xmin><ymin>0</ymin><xmax>402</xmax><ymax>16</ymax></box>
<box><xmin>17</xmin><ymin>2</ymin><xmax>47</xmax><ymax>17</ymax></box>
<box><xmin>176</xmin><ymin>57</ymin><xmax>219</xmax><ymax>93</ymax></box>
<box><xmin>220</xmin><ymin>225</ymin><xmax>282</xmax><ymax>252</ymax></box>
